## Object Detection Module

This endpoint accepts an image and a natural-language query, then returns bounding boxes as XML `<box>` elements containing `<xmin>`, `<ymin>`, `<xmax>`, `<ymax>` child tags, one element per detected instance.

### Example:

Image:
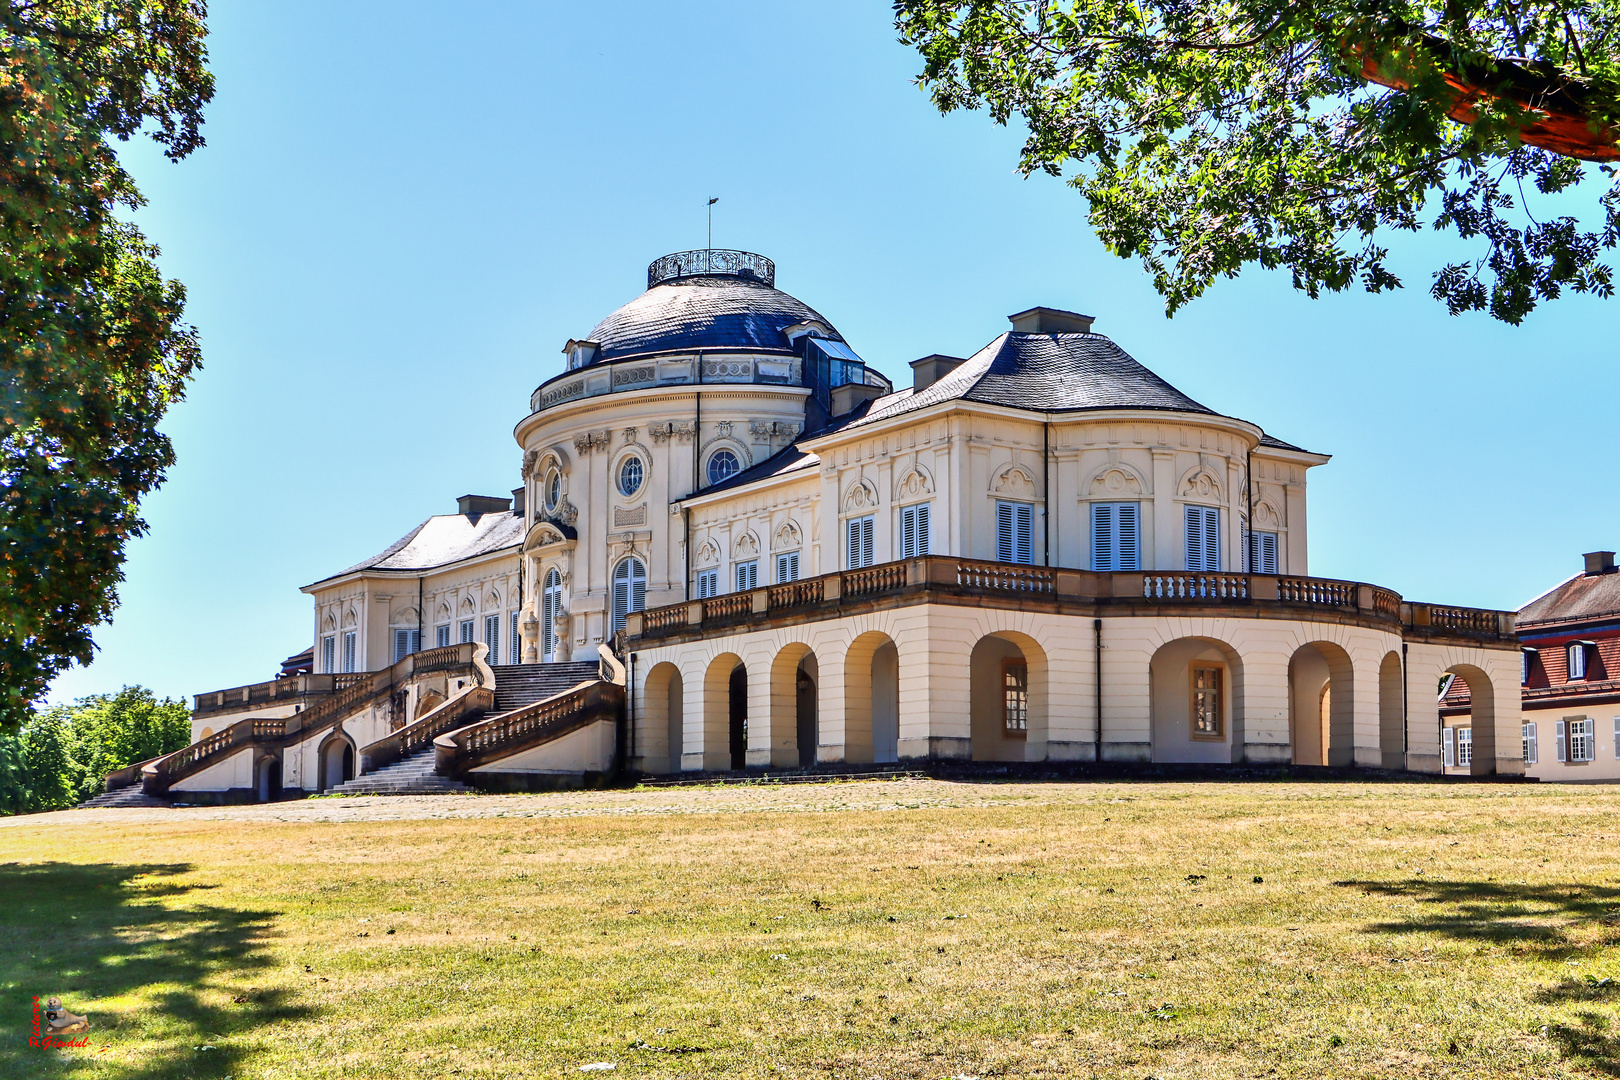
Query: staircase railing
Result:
<box><xmin>136</xmin><ymin>642</ymin><xmax>487</xmax><ymax>796</ymax></box>
<box><xmin>359</xmin><ymin>683</ymin><xmax>495</xmax><ymax>774</ymax></box>
<box><xmin>435</xmin><ymin>679</ymin><xmax>623</xmax><ymax>776</ymax></box>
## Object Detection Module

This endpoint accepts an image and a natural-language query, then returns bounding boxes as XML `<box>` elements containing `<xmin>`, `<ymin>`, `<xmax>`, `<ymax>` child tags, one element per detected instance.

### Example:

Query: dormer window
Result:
<box><xmin>1568</xmin><ymin>642</ymin><xmax>1592</xmax><ymax>681</ymax></box>
<box><xmin>1521</xmin><ymin>648</ymin><xmax>1537</xmax><ymax>686</ymax></box>
<box><xmin>562</xmin><ymin>339</ymin><xmax>599</xmax><ymax>370</ymax></box>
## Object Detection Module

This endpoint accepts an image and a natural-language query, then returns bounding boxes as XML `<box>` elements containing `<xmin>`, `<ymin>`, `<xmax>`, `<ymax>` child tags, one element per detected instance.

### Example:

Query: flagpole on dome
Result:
<box><xmin>707</xmin><ymin>197</ymin><xmax>718</xmax><ymax>272</ymax></box>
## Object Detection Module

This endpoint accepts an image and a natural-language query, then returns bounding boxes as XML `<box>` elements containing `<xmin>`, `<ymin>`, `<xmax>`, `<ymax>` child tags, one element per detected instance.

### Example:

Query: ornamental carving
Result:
<box><xmin>992</xmin><ymin>464</ymin><xmax>1037</xmax><ymax>498</ymax></box>
<box><xmin>1179</xmin><ymin>467</ymin><xmax>1223</xmax><ymax>499</ymax></box>
<box><xmin>323</xmin><ymin>612</ymin><xmax>336</xmax><ymax>631</ymax></box>
<box><xmin>843</xmin><ymin>477</ymin><xmax>879</xmax><ymax>512</ymax></box>
<box><xmin>573</xmin><ymin>430</ymin><xmax>610</xmax><ymax>454</ymax></box>
<box><xmin>895</xmin><ymin>464</ymin><xmax>934</xmax><ymax>500</ymax></box>
<box><xmin>702</xmin><ymin>360</ymin><xmax>753</xmax><ymax>380</ymax></box>
<box><xmin>342</xmin><ymin>608</ymin><xmax>358</xmax><ymax>628</ymax></box>
<box><xmin>485</xmin><ymin>589</ymin><xmax>501</xmax><ymax>609</ymax></box>
<box><xmin>1254</xmin><ymin>499</ymin><xmax>1283</xmax><ymax>528</ymax></box>
<box><xmin>611</xmin><ymin>366</ymin><xmax>654</xmax><ymax>388</ymax></box>
<box><xmin>696</xmin><ymin>539</ymin><xmax>721</xmax><ymax>566</ymax></box>
<box><xmin>1089</xmin><ymin>467</ymin><xmax>1143</xmax><ymax>496</ymax></box>
<box><xmin>773</xmin><ymin>519</ymin><xmax>803</xmax><ymax>551</ymax></box>
<box><xmin>715</xmin><ymin>420</ymin><xmax>733</xmax><ymax>437</ymax></box>
<box><xmin>520</xmin><ymin>449</ymin><xmax>539</xmax><ymax>480</ymax></box>
<box><xmin>734</xmin><ymin>531</ymin><xmax>760</xmax><ymax>558</ymax></box>
<box><xmin>613</xmin><ymin>504</ymin><xmax>648</xmax><ymax>527</ymax></box>
<box><xmin>622</xmin><ymin>427</ymin><xmax>639</xmax><ymax>444</ymax></box>
<box><xmin>749</xmin><ymin>420</ymin><xmax>803</xmax><ymax>441</ymax></box>
<box><xmin>556</xmin><ymin>497</ymin><xmax>579</xmax><ymax>526</ymax></box>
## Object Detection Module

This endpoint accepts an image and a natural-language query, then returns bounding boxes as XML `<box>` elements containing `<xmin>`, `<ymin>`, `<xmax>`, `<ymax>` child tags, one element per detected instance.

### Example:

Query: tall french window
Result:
<box><xmin>341</xmin><ymin>631</ymin><xmax>357</xmax><ymax>674</ymax></box>
<box><xmin>899</xmin><ymin>502</ymin><xmax>930</xmax><ymax>559</ymax></box>
<box><xmin>846</xmin><ymin>515</ymin><xmax>875</xmax><ymax>569</ymax></box>
<box><xmin>996</xmin><ymin>501</ymin><xmax>1034</xmax><ymax>564</ymax></box>
<box><xmin>775</xmin><ymin>551</ymin><xmax>799</xmax><ymax>583</ymax></box>
<box><xmin>611</xmin><ymin>556</ymin><xmax>647</xmax><ymax>636</ymax></box>
<box><xmin>393</xmin><ymin>628</ymin><xmax>421</xmax><ymax>664</ymax></box>
<box><xmin>435</xmin><ymin>623</ymin><xmax>450</xmax><ymax>649</ymax></box>
<box><xmin>695</xmin><ymin>568</ymin><xmax>718</xmax><ymax>599</ymax></box>
<box><xmin>1247</xmin><ymin>530</ymin><xmax>1278</xmax><ymax>574</ymax></box>
<box><xmin>484</xmin><ymin>614</ymin><xmax>500</xmax><ymax>662</ymax></box>
<box><xmin>321</xmin><ymin>635</ymin><xmax>336</xmax><ymax>674</ymax></box>
<box><xmin>735</xmin><ymin>560</ymin><xmax>759</xmax><ymax>592</ymax></box>
<box><xmin>1185</xmin><ymin>505</ymin><xmax>1221</xmax><ymax>572</ymax></box>
<box><xmin>541</xmin><ymin>569</ymin><xmax>562</xmax><ymax>662</ymax></box>
<box><xmin>1090</xmin><ymin>501</ymin><xmax>1139</xmax><ymax>571</ymax></box>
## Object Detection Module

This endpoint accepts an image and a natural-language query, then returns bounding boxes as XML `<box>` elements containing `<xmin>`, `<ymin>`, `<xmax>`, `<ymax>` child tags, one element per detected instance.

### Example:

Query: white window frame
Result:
<box><xmin>899</xmin><ymin>502</ymin><xmax>930</xmax><ymax>560</ymax></box>
<box><xmin>706</xmin><ymin>449</ymin><xmax>741</xmax><ymax>487</ymax></box>
<box><xmin>541</xmin><ymin>569</ymin><xmax>562</xmax><ymax>662</ymax></box>
<box><xmin>1456</xmin><ymin>726</ymin><xmax>1472</xmax><ymax>767</ymax></box>
<box><xmin>341</xmin><ymin>630</ymin><xmax>357</xmax><ymax>674</ymax></box>
<box><xmin>695</xmin><ymin>568</ymin><xmax>719</xmax><ymax>599</ymax></box>
<box><xmin>1247</xmin><ymin>529</ymin><xmax>1279</xmax><ymax>575</ymax></box>
<box><xmin>617</xmin><ymin>455</ymin><xmax>644</xmax><ymax>497</ymax></box>
<box><xmin>392</xmin><ymin>627</ymin><xmax>421</xmax><ymax>664</ymax></box>
<box><xmin>435</xmin><ymin>623</ymin><xmax>450</xmax><ymax>649</ymax></box>
<box><xmin>775</xmin><ymin>551</ymin><xmax>799</xmax><ymax>583</ymax></box>
<box><xmin>1185</xmin><ymin>504</ymin><xmax>1221</xmax><ymax>572</ymax></box>
<box><xmin>1568</xmin><ymin>643</ymin><xmax>1587</xmax><ymax>681</ymax></box>
<box><xmin>1522</xmin><ymin>722</ymin><xmax>1538</xmax><ymax>765</ymax></box>
<box><xmin>321</xmin><ymin>634</ymin><xmax>336</xmax><ymax>674</ymax></box>
<box><xmin>846</xmin><ymin>515</ymin><xmax>875</xmax><ymax>570</ymax></box>
<box><xmin>1090</xmin><ymin>501</ymin><xmax>1140</xmax><ymax>572</ymax></box>
<box><xmin>611</xmin><ymin>556</ymin><xmax>647</xmax><ymax>636</ymax></box>
<box><xmin>735</xmin><ymin>560</ymin><xmax>759</xmax><ymax>592</ymax></box>
<box><xmin>1569</xmin><ymin>717</ymin><xmax>1595</xmax><ymax>762</ymax></box>
<box><xmin>510</xmin><ymin>611</ymin><xmax>521</xmax><ymax>665</ymax></box>
<box><xmin>484</xmin><ymin>613</ymin><xmax>500</xmax><ymax>662</ymax></box>
<box><xmin>996</xmin><ymin>500</ymin><xmax>1034</xmax><ymax>565</ymax></box>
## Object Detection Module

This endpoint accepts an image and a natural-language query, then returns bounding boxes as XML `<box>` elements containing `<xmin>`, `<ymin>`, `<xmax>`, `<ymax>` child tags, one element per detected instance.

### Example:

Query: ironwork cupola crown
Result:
<box><xmin>647</xmin><ymin>249</ymin><xmax>775</xmax><ymax>289</ymax></box>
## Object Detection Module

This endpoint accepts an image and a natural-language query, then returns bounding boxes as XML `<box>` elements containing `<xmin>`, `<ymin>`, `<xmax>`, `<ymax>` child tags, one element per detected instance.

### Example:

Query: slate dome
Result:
<box><xmin>585</xmin><ymin>250</ymin><xmax>845</xmax><ymax>363</ymax></box>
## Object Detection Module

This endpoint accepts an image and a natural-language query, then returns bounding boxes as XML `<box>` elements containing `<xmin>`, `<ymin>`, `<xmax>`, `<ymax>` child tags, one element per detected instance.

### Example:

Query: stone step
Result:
<box><xmin>488</xmin><ymin>662</ymin><xmax>601</xmax><ymax>714</ymax></box>
<box><xmin>326</xmin><ymin>745</ymin><xmax>471</xmax><ymax>796</ymax></box>
<box><xmin>77</xmin><ymin>786</ymin><xmax>170</xmax><ymax>809</ymax></box>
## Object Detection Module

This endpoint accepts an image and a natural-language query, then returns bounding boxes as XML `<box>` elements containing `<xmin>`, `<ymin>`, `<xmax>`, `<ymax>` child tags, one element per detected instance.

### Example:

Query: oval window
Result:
<box><xmin>618</xmin><ymin>457</ymin><xmax>644</xmax><ymax>497</ymax></box>
<box><xmin>545</xmin><ymin>470</ymin><xmax>561</xmax><ymax>509</ymax></box>
<box><xmin>707</xmin><ymin>449</ymin><xmax>740</xmax><ymax>486</ymax></box>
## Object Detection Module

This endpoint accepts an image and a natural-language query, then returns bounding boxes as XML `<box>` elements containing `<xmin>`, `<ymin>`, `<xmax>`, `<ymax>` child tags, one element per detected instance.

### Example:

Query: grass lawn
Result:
<box><xmin>1</xmin><ymin>778</ymin><xmax>1617</xmax><ymax>1079</ymax></box>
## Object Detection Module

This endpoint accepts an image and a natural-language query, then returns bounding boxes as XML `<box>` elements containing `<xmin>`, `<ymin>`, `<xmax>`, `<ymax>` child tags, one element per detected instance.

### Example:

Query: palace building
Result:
<box><xmin>91</xmin><ymin>249</ymin><xmax>1525</xmax><ymax>804</ymax></box>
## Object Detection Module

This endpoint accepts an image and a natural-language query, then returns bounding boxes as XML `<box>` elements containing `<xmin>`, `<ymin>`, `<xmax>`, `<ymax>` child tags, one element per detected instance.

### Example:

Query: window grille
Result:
<box><xmin>1003</xmin><ymin>659</ymin><xmax>1028</xmax><ymax>734</ymax></box>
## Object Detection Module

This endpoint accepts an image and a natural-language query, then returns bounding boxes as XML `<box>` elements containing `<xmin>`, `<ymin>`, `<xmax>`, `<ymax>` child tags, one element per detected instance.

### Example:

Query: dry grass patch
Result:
<box><xmin>1</xmin><ymin>779</ymin><xmax>1617</xmax><ymax>1079</ymax></box>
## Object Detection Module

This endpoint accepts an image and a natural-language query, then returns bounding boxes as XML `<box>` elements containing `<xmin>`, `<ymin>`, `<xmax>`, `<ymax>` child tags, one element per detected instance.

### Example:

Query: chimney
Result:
<box><xmin>1583</xmin><ymin>550</ymin><xmax>1617</xmax><ymax>576</ymax></box>
<box><xmin>910</xmin><ymin>354</ymin><xmax>966</xmax><ymax>392</ymax></box>
<box><xmin>457</xmin><ymin>494</ymin><xmax>512</xmax><ymax>522</ymax></box>
<box><xmin>1007</xmin><ymin>306</ymin><xmax>1095</xmax><ymax>334</ymax></box>
<box><xmin>511</xmin><ymin>486</ymin><xmax>526</xmax><ymax>519</ymax></box>
<box><xmin>830</xmin><ymin>381</ymin><xmax>885</xmax><ymax>417</ymax></box>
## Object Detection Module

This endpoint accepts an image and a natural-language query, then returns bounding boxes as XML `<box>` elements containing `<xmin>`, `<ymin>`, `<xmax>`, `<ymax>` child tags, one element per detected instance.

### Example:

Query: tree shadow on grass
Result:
<box><xmin>1333</xmin><ymin>878</ymin><xmax>1620</xmax><ymax>956</ymax></box>
<box><xmin>1547</xmin><ymin>1013</ymin><xmax>1620</xmax><ymax>1077</ymax></box>
<box><xmin>0</xmin><ymin>861</ymin><xmax>314</xmax><ymax>1080</ymax></box>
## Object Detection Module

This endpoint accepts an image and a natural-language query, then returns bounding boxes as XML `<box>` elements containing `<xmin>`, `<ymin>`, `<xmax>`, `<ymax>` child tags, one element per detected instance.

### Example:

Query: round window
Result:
<box><xmin>545</xmin><ymin>470</ymin><xmax>561</xmax><ymax>509</ymax></box>
<box><xmin>707</xmin><ymin>448</ymin><xmax>740</xmax><ymax>486</ymax></box>
<box><xmin>618</xmin><ymin>457</ymin><xmax>644</xmax><ymax>497</ymax></box>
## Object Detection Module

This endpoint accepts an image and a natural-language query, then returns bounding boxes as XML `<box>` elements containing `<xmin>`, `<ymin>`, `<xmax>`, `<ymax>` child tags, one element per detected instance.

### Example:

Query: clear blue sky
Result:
<box><xmin>46</xmin><ymin>0</ymin><xmax>1616</xmax><ymax>706</ymax></box>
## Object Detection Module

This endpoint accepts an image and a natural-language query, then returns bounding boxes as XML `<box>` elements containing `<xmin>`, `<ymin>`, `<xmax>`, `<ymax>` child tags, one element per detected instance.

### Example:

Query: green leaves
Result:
<box><xmin>0</xmin><ymin>685</ymin><xmax>190</xmax><ymax>812</ymax></box>
<box><xmin>0</xmin><ymin>3</ymin><xmax>209</xmax><ymax>729</ymax></box>
<box><xmin>895</xmin><ymin>0</ymin><xmax>1620</xmax><ymax>322</ymax></box>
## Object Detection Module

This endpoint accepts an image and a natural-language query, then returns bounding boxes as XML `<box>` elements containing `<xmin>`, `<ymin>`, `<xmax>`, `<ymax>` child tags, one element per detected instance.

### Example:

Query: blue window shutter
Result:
<box><xmin>1091</xmin><ymin>503</ymin><xmax>1113</xmax><ymax>571</ymax></box>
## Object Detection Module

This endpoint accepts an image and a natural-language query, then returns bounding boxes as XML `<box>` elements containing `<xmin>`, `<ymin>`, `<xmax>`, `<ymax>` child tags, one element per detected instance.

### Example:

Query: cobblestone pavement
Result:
<box><xmin>4</xmin><ymin>777</ymin><xmax>1085</xmax><ymax>826</ymax></box>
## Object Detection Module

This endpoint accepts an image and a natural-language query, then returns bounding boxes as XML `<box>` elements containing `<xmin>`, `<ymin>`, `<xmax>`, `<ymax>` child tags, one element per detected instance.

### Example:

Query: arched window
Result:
<box><xmin>541</xmin><ymin>569</ymin><xmax>563</xmax><ymax>662</ymax></box>
<box><xmin>618</xmin><ymin>456</ymin><xmax>644</xmax><ymax>497</ymax></box>
<box><xmin>611</xmin><ymin>557</ymin><xmax>647</xmax><ymax>636</ymax></box>
<box><xmin>707</xmin><ymin>449</ymin><xmax>740</xmax><ymax>486</ymax></box>
<box><xmin>544</xmin><ymin>469</ymin><xmax>561</xmax><ymax>511</ymax></box>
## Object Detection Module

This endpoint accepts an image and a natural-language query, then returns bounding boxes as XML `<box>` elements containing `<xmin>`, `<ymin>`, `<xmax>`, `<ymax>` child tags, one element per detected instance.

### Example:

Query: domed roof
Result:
<box><xmin>584</xmin><ymin>250</ymin><xmax>845</xmax><ymax>362</ymax></box>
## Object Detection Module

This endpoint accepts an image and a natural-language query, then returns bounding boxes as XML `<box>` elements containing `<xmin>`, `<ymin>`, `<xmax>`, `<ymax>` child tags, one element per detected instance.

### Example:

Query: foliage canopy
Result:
<box><xmin>895</xmin><ymin>0</ymin><xmax>1620</xmax><ymax>322</ymax></box>
<box><xmin>0</xmin><ymin>684</ymin><xmax>188</xmax><ymax>812</ymax></box>
<box><xmin>0</xmin><ymin>1</ymin><xmax>211</xmax><ymax>729</ymax></box>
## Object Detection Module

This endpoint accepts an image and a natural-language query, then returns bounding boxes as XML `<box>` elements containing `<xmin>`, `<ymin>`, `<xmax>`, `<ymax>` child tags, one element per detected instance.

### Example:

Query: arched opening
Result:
<box><xmin>541</xmin><ymin>568</ymin><xmax>562</xmax><ymax>662</ymax></box>
<box><xmin>1444</xmin><ymin>664</ymin><xmax>1497</xmax><ymax>776</ymax></box>
<box><xmin>842</xmin><ymin>631</ymin><xmax>899</xmax><ymax>764</ymax></box>
<box><xmin>1378</xmin><ymin>651</ymin><xmax>1404</xmax><ymax>769</ymax></box>
<box><xmin>729</xmin><ymin>664</ymin><xmax>748</xmax><ymax>771</ymax></box>
<box><xmin>701</xmin><ymin>653</ymin><xmax>744</xmax><ymax>773</ymax></box>
<box><xmin>610</xmin><ymin>556</ymin><xmax>647</xmax><ymax>638</ymax></box>
<box><xmin>642</xmin><ymin>661</ymin><xmax>683</xmax><ymax>773</ymax></box>
<box><xmin>256</xmin><ymin>755</ymin><xmax>281</xmax><ymax>803</ymax></box>
<box><xmin>1288</xmin><ymin>641</ymin><xmax>1354</xmax><ymax>766</ymax></box>
<box><xmin>319</xmin><ymin>734</ymin><xmax>355</xmax><ymax>792</ymax></box>
<box><xmin>970</xmin><ymin>632</ymin><xmax>1047</xmax><ymax>762</ymax></box>
<box><xmin>769</xmin><ymin>644</ymin><xmax>818</xmax><ymax>768</ymax></box>
<box><xmin>1150</xmin><ymin>637</ymin><xmax>1243</xmax><ymax>763</ymax></box>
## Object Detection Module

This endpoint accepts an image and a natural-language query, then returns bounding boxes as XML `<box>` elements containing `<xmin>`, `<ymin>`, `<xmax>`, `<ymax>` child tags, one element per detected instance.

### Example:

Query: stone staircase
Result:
<box><xmin>78</xmin><ymin>785</ymin><xmax>170</xmax><ymax>809</ymax></box>
<box><xmin>325</xmin><ymin>745</ymin><xmax>471</xmax><ymax>796</ymax></box>
<box><xmin>488</xmin><ymin>662</ymin><xmax>601</xmax><ymax>714</ymax></box>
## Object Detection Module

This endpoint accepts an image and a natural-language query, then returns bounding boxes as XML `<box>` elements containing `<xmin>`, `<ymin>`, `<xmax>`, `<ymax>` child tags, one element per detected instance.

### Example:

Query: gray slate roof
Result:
<box><xmin>843</xmin><ymin>332</ymin><xmax>1310</xmax><ymax>451</ymax></box>
<box><xmin>588</xmin><ymin>276</ymin><xmax>845</xmax><ymax>362</ymax></box>
<box><xmin>307</xmin><ymin>511</ymin><xmax>524</xmax><ymax>587</ymax></box>
<box><xmin>1518</xmin><ymin>571</ymin><xmax>1620</xmax><ymax>627</ymax></box>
